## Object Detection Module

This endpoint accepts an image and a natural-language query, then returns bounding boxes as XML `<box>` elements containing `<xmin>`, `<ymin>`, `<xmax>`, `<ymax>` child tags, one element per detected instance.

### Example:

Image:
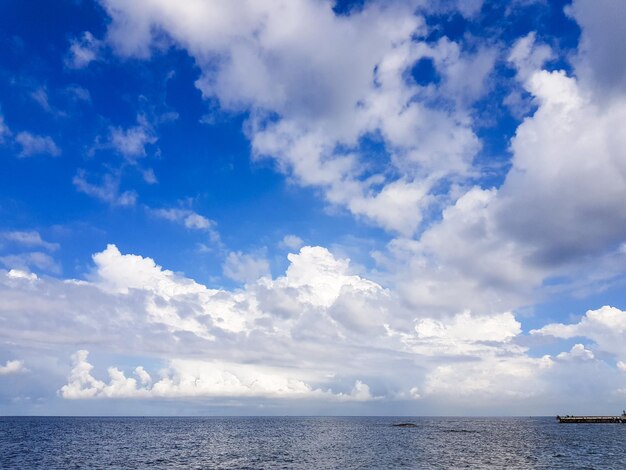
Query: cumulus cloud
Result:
<box><xmin>5</xmin><ymin>1</ymin><xmax>626</xmax><ymax>412</ymax></box>
<box><xmin>338</xmin><ymin>380</ymin><xmax>376</xmax><ymax>402</ymax></box>
<box><xmin>2</xmin><ymin>244</ymin><xmax>625</xmax><ymax>410</ymax></box>
<box><xmin>0</xmin><ymin>359</ymin><xmax>24</xmax><ymax>375</ymax></box>
<box><xmin>532</xmin><ymin>306</ymin><xmax>626</xmax><ymax>362</ymax></box>
<box><xmin>59</xmin><ymin>350</ymin><xmax>375</xmax><ymax>401</ymax></box>
<box><xmin>15</xmin><ymin>132</ymin><xmax>61</xmax><ymax>157</ymax></box>
<box><xmin>92</xmin><ymin>244</ymin><xmax>203</xmax><ymax>296</ymax></box>
<box><xmin>495</xmin><ymin>69</ymin><xmax>626</xmax><ymax>266</ymax></box>
<box><xmin>415</xmin><ymin>310</ymin><xmax>520</xmax><ymax>344</ymax></box>
<box><xmin>95</xmin><ymin>0</ymin><xmax>488</xmax><ymax>235</ymax></box>
<box><xmin>82</xmin><ymin>1</ymin><xmax>626</xmax><ymax>333</ymax></box>
<box><xmin>373</xmin><ymin>188</ymin><xmax>544</xmax><ymax>318</ymax></box>
<box><xmin>376</xmin><ymin>29</ymin><xmax>626</xmax><ymax>318</ymax></box>
<box><xmin>2</xmin><ymin>245</ymin><xmax>392</xmax><ymax>401</ymax></box>
<box><xmin>422</xmin><ymin>355</ymin><xmax>553</xmax><ymax>400</ymax></box>
<box><xmin>567</xmin><ymin>0</ymin><xmax>626</xmax><ymax>94</ymax></box>
<box><xmin>258</xmin><ymin>246</ymin><xmax>385</xmax><ymax>311</ymax></box>
<box><xmin>556</xmin><ymin>344</ymin><xmax>595</xmax><ymax>362</ymax></box>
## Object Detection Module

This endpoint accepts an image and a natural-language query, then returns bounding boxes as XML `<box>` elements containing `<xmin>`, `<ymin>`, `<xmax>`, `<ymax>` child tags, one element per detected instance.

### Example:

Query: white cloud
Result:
<box><xmin>337</xmin><ymin>380</ymin><xmax>377</xmax><ymax>402</ymax></box>
<box><xmin>15</xmin><ymin>132</ymin><xmax>61</xmax><ymax>157</ymax></box>
<box><xmin>109</xmin><ymin>116</ymin><xmax>157</xmax><ymax>160</ymax></box>
<box><xmin>416</xmin><ymin>311</ymin><xmax>520</xmax><ymax>343</ymax></box>
<box><xmin>223</xmin><ymin>251</ymin><xmax>270</xmax><ymax>284</ymax></box>
<box><xmin>59</xmin><ymin>350</ymin><xmax>375</xmax><ymax>401</ymax></box>
<box><xmin>0</xmin><ymin>252</ymin><xmax>60</xmax><ymax>274</ymax></box>
<box><xmin>90</xmin><ymin>244</ymin><xmax>251</xmax><ymax>335</ymax></box>
<box><xmin>142</xmin><ymin>168</ymin><xmax>158</xmax><ymax>184</ymax></box>
<box><xmin>430</xmin><ymin>37</ymin><xmax>497</xmax><ymax>105</ymax></box>
<box><xmin>66</xmin><ymin>31</ymin><xmax>103</xmax><ymax>69</ymax></box>
<box><xmin>374</xmin><ymin>188</ymin><xmax>544</xmax><ymax>318</ymax></box>
<box><xmin>6</xmin><ymin>2</ymin><xmax>626</xmax><ymax>411</ymax></box>
<box><xmin>65</xmin><ymin>84</ymin><xmax>92</xmax><ymax>103</ymax></box>
<box><xmin>30</xmin><ymin>88</ymin><xmax>53</xmax><ymax>113</ymax></box>
<box><xmin>494</xmin><ymin>53</ymin><xmax>626</xmax><ymax>270</ymax></box>
<box><xmin>422</xmin><ymin>355</ymin><xmax>553</xmax><ymax>400</ymax></box>
<box><xmin>0</xmin><ymin>231</ymin><xmax>59</xmax><ymax>251</ymax></box>
<box><xmin>346</xmin><ymin>179</ymin><xmax>433</xmax><ymax>236</ymax></box>
<box><xmin>378</xmin><ymin>45</ymin><xmax>626</xmax><ymax>319</ymax></box>
<box><xmin>383</xmin><ymin>309</ymin><xmax>524</xmax><ymax>360</ymax></box>
<box><xmin>151</xmin><ymin>208</ymin><xmax>214</xmax><ymax>231</ymax></box>
<box><xmin>532</xmin><ymin>306</ymin><xmax>626</xmax><ymax>362</ymax></box>
<box><xmin>92</xmin><ymin>244</ymin><xmax>204</xmax><ymax>296</ymax></box>
<box><xmin>0</xmin><ymin>115</ymin><xmax>10</xmax><ymax>143</ymax></box>
<box><xmin>0</xmin><ymin>359</ymin><xmax>24</xmax><ymax>375</ymax></box>
<box><xmin>259</xmin><ymin>246</ymin><xmax>383</xmax><ymax>310</ymax></box>
<box><xmin>150</xmin><ymin>207</ymin><xmax>221</xmax><ymax>246</ymax></box>
<box><xmin>279</xmin><ymin>235</ymin><xmax>304</xmax><ymax>251</ymax></box>
<box><xmin>2</xmin><ymin>244</ymin><xmax>393</xmax><ymax>396</ymax></box>
<box><xmin>73</xmin><ymin>170</ymin><xmax>137</xmax><ymax>206</ymax></box>
<box><xmin>88</xmin><ymin>1</ymin><xmax>626</xmax><ymax>298</ymax></box>
<box><xmin>7</xmin><ymin>269</ymin><xmax>38</xmax><ymax>281</ymax></box>
<box><xmin>97</xmin><ymin>0</ymin><xmax>486</xmax><ymax>235</ymax></box>
<box><xmin>508</xmin><ymin>32</ymin><xmax>553</xmax><ymax>82</ymax></box>
<box><xmin>556</xmin><ymin>344</ymin><xmax>595</xmax><ymax>362</ymax></box>
<box><xmin>2</xmin><ymin>244</ymin><xmax>626</xmax><ymax>410</ymax></box>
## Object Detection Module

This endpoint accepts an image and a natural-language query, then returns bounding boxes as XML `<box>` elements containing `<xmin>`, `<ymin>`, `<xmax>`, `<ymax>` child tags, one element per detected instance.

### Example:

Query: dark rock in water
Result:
<box><xmin>393</xmin><ymin>423</ymin><xmax>417</xmax><ymax>427</ymax></box>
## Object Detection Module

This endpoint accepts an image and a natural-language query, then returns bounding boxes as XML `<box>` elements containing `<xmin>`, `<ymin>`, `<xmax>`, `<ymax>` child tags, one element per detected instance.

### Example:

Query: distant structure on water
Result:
<box><xmin>557</xmin><ymin>411</ymin><xmax>626</xmax><ymax>423</ymax></box>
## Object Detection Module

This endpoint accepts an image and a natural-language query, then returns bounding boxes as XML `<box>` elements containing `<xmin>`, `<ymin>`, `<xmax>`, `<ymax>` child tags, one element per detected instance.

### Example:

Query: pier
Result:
<box><xmin>557</xmin><ymin>412</ymin><xmax>625</xmax><ymax>423</ymax></box>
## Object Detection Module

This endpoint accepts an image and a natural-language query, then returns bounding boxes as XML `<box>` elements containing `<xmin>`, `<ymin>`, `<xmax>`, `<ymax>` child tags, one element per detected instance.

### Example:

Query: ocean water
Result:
<box><xmin>1</xmin><ymin>416</ymin><xmax>625</xmax><ymax>469</ymax></box>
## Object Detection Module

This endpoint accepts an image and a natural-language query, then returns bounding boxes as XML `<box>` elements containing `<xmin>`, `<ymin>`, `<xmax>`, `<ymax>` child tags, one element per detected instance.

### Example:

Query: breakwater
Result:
<box><xmin>557</xmin><ymin>414</ymin><xmax>625</xmax><ymax>423</ymax></box>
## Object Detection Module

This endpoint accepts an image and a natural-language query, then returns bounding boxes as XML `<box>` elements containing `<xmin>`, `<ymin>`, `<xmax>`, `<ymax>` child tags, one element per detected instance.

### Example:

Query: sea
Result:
<box><xmin>1</xmin><ymin>416</ymin><xmax>625</xmax><ymax>469</ymax></box>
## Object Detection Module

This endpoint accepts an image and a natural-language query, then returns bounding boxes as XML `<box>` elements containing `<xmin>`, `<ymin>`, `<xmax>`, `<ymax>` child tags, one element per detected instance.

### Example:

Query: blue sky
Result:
<box><xmin>1</xmin><ymin>0</ymin><xmax>626</xmax><ymax>415</ymax></box>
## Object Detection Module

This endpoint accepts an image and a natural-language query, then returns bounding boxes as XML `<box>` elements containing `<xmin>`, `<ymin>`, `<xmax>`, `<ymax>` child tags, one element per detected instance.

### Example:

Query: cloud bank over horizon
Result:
<box><xmin>1</xmin><ymin>0</ymin><xmax>625</xmax><ymax>415</ymax></box>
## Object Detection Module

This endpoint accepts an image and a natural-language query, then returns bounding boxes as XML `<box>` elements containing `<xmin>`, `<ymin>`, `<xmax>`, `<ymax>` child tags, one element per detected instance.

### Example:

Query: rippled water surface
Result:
<box><xmin>1</xmin><ymin>416</ymin><xmax>625</xmax><ymax>469</ymax></box>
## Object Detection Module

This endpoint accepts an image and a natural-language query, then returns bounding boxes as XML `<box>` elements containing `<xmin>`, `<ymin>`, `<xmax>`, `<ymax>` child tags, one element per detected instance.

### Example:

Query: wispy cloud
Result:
<box><xmin>73</xmin><ymin>170</ymin><xmax>137</xmax><ymax>206</ymax></box>
<box><xmin>65</xmin><ymin>31</ymin><xmax>103</xmax><ymax>69</ymax></box>
<box><xmin>149</xmin><ymin>207</ymin><xmax>221</xmax><ymax>249</ymax></box>
<box><xmin>0</xmin><ymin>231</ymin><xmax>59</xmax><ymax>251</ymax></box>
<box><xmin>15</xmin><ymin>132</ymin><xmax>61</xmax><ymax>157</ymax></box>
<box><xmin>150</xmin><ymin>207</ymin><xmax>215</xmax><ymax>231</ymax></box>
<box><xmin>0</xmin><ymin>251</ymin><xmax>60</xmax><ymax>274</ymax></box>
<box><xmin>109</xmin><ymin>115</ymin><xmax>157</xmax><ymax>161</ymax></box>
<box><xmin>0</xmin><ymin>115</ymin><xmax>10</xmax><ymax>143</ymax></box>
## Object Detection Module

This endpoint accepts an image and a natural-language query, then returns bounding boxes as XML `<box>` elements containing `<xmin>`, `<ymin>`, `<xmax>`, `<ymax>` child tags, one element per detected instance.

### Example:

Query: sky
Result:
<box><xmin>1</xmin><ymin>0</ymin><xmax>625</xmax><ymax>416</ymax></box>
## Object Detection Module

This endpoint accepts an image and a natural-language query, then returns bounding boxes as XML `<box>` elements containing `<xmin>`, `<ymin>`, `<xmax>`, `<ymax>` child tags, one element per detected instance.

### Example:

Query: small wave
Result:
<box><xmin>442</xmin><ymin>429</ymin><xmax>479</xmax><ymax>433</ymax></box>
